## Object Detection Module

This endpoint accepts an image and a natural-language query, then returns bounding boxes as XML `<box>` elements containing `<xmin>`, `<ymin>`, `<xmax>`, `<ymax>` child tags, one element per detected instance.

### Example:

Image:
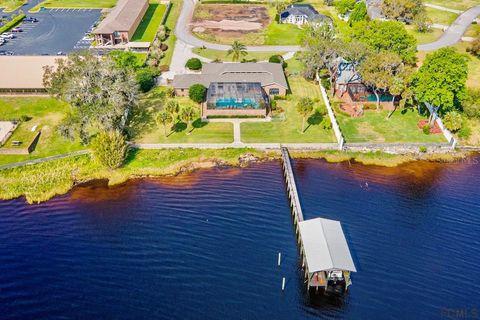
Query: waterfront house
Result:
<box><xmin>92</xmin><ymin>0</ymin><xmax>149</xmax><ymax>46</ymax></box>
<box><xmin>299</xmin><ymin>217</ymin><xmax>356</xmax><ymax>295</ymax></box>
<box><xmin>172</xmin><ymin>63</ymin><xmax>288</xmax><ymax>118</ymax></box>
<box><xmin>280</xmin><ymin>4</ymin><xmax>333</xmax><ymax>26</ymax></box>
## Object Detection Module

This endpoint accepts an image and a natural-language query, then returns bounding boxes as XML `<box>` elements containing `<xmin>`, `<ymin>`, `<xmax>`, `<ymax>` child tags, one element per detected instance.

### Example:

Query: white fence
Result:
<box><xmin>316</xmin><ymin>73</ymin><xmax>344</xmax><ymax>150</ymax></box>
<box><xmin>425</xmin><ymin>103</ymin><xmax>457</xmax><ymax>149</ymax></box>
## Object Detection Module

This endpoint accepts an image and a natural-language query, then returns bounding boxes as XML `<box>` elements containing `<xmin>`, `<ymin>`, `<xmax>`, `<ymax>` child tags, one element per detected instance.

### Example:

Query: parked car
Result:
<box><xmin>0</xmin><ymin>33</ymin><xmax>15</xmax><ymax>39</ymax></box>
<box><xmin>24</xmin><ymin>17</ymin><xmax>38</xmax><ymax>22</ymax></box>
<box><xmin>11</xmin><ymin>28</ymin><xmax>23</xmax><ymax>32</ymax></box>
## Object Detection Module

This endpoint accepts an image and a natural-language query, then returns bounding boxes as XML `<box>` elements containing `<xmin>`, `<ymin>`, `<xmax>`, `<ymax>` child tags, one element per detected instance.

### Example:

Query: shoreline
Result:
<box><xmin>0</xmin><ymin>148</ymin><xmax>475</xmax><ymax>204</ymax></box>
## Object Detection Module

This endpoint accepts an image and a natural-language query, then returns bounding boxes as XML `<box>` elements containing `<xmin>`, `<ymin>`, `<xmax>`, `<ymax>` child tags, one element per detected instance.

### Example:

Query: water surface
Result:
<box><xmin>0</xmin><ymin>158</ymin><xmax>479</xmax><ymax>319</ymax></box>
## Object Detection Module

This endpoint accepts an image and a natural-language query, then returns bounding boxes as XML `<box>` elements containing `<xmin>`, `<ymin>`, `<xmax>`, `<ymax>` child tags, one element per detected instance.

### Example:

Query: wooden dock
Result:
<box><xmin>281</xmin><ymin>147</ymin><xmax>304</xmax><ymax>227</ymax></box>
<box><xmin>281</xmin><ymin>147</ymin><xmax>357</xmax><ymax>295</ymax></box>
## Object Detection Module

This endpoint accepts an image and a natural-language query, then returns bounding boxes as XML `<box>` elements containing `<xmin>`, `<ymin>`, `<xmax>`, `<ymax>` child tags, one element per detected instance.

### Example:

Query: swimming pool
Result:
<box><xmin>215</xmin><ymin>98</ymin><xmax>259</xmax><ymax>109</ymax></box>
<box><xmin>366</xmin><ymin>94</ymin><xmax>393</xmax><ymax>102</ymax></box>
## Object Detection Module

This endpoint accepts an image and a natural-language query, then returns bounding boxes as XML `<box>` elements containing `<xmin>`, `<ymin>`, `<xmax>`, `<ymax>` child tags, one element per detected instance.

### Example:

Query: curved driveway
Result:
<box><xmin>175</xmin><ymin>0</ymin><xmax>301</xmax><ymax>52</ymax></box>
<box><xmin>418</xmin><ymin>5</ymin><xmax>480</xmax><ymax>51</ymax></box>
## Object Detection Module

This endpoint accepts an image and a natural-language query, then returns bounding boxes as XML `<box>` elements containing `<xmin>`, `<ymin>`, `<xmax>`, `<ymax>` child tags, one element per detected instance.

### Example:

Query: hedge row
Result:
<box><xmin>0</xmin><ymin>14</ymin><xmax>26</xmax><ymax>34</ymax></box>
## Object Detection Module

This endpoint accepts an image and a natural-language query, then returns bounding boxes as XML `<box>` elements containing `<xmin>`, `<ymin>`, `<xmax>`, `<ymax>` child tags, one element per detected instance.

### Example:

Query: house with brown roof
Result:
<box><xmin>172</xmin><ymin>62</ymin><xmax>288</xmax><ymax>118</ymax></box>
<box><xmin>92</xmin><ymin>0</ymin><xmax>149</xmax><ymax>46</ymax></box>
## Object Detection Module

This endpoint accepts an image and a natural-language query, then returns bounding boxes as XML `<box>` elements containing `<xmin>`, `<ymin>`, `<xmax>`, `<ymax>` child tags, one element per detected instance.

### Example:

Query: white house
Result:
<box><xmin>280</xmin><ymin>4</ymin><xmax>332</xmax><ymax>26</ymax></box>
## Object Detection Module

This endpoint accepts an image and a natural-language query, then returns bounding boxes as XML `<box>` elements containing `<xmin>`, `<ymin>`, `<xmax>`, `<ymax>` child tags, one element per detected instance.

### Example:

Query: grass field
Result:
<box><xmin>335</xmin><ymin>107</ymin><xmax>446</xmax><ymax>143</ymax></box>
<box><xmin>192</xmin><ymin>48</ymin><xmax>284</xmax><ymax>62</ymax></box>
<box><xmin>465</xmin><ymin>23</ymin><xmax>480</xmax><ymax>37</ymax></box>
<box><xmin>131</xmin><ymin>1</ymin><xmax>167</xmax><ymax>43</ymax></box>
<box><xmin>406</xmin><ymin>25</ymin><xmax>443</xmax><ymax>44</ymax></box>
<box><xmin>264</xmin><ymin>22</ymin><xmax>306</xmax><ymax>45</ymax></box>
<box><xmin>130</xmin><ymin>88</ymin><xmax>233</xmax><ymax>144</ymax></box>
<box><xmin>424</xmin><ymin>0</ymin><xmax>480</xmax><ymax>11</ymax></box>
<box><xmin>32</xmin><ymin>0</ymin><xmax>116</xmax><ymax>8</ymax></box>
<box><xmin>241</xmin><ymin>77</ymin><xmax>336</xmax><ymax>143</ymax></box>
<box><xmin>160</xmin><ymin>0</ymin><xmax>179</xmax><ymax>67</ymax></box>
<box><xmin>426</xmin><ymin>7</ymin><xmax>459</xmax><ymax>25</ymax></box>
<box><xmin>0</xmin><ymin>97</ymin><xmax>83</xmax><ymax>166</ymax></box>
<box><xmin>0</xmin><ymin>0</ymin><xmax>25</xmax><ymax>12</ymax></box>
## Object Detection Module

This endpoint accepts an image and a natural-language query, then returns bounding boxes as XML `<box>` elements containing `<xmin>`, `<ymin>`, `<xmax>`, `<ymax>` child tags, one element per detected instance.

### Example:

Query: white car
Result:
<box><xmin>0</xmin><ymin>33</ymin><xmax>14</xmax><ymax>39</ymax></box>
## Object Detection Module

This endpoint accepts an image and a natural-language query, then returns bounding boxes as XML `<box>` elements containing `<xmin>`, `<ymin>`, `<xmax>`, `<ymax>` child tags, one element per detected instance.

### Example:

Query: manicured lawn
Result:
<box><xmin>0</xmin><ymin>0</ymin><xmax>25</xmax><ymax>12</ymax></box>
<box><xmin>241</xmin><ymin>77</ymin><xmax>336</xmax><ymax>143</ymax></box>
<box><xmin>264</xmin><ymin>22</ymin><xmax>306</xmax><ymax>45</ymax></box>
<box><xmin>0</xmin><ymin>97</ymin><xmax>83</xmax><ymax>166</ymax></box>
<box><xmin>423</xmin><ymin>0</ymin><xmax>480</xmax><ymax>11</ymax></box>
<box><xmin>457</xmin><ymin>118</ymin><xmax>480</xmax><ymax>146</ymax></box>
<box><xmin>192</xmin><ymin>48</ymin><xmax>284</xmax><ymax>62</ymax></box>
<box><xmin>285</xmin><ymin>54</ymin><xmax>305</xmax><ymax>76</ymax></box>
<box><xmin>426</xmin><ymin>7</ymin><xmax>458</xmax><ymax>25</ymax></box>
<box><xmin>160</xmin><ymin>0</ymin><xmax>180</xmax><ymax>67</ymax></box>
<box><xmin>335</xmin><ymin>108</ymin><xmax>446</xmax><ymax>143</ymax></box>
<box><xmin>33</xmin><ymin>0</ymin><xmax>116</xmax><ymax>8</ymax></box>
<box><xmin>130</xmin><ymin>88</ymin><xmax>233</xmax><ymax>144</ymax></box>
<box><xmin>131</xmin><ymin>1</ymin><xmax>167</xmax><ymax>43</ymax></box>
<box><xmin>465</xmin><ymin>23</ymin><xmax>480</xmax><ymax>37</ymax></box>
<box><xmin>406</xmin><ymin>25</ymin><xmax>443</xmax><ymax>44</ymax></box>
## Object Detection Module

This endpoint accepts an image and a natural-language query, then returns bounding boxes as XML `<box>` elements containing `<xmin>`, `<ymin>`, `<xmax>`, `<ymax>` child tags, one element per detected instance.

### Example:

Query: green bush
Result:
<box><xmin>20</xmin><ymin>115</ymin><xmax>31</xmax><ymax>122</ymax></box>
<box><xmin>270</xmin><ymin>99</ymin><xmax>277</xmax><ymax>111</ymax></box>
<box><xmin>185</xmin><ymin>58</ymin><xmax>202</xmax><ymax>70</ymax></box>
<box><xmin>457</xmin><ymin>126</ymin><xmax>471</xmax><ymax>139</ymax></box>
<box><xmin>189</xmin><ymin>84</ymin><xmax>207</xmax><ymax>103</ymax></box>
<box><xmin>320</xmin><ymin>77</ymin><xmax>330</xmax><ymax>90</ymax></box>
<box><xmin>321</xmin><ymin>117</ymin><xmax>332</xmax><ymax>130</ymax></box>
<box><xmin>443</xmin><ymin>111</ymin><xmax>463</xmax><ymax>132</ymax></box>
<box><xmin>269</xmin><ymin>55</ymin><xmax>282</xmax><ymax>64</ymax></box>
<box><xmin>136</xmin><ymin>68</ymin><xmax>157</xmax><ymax>92</ymax></box>
<box><xmin>90</xmin><ymin>130</ymin><xmax>129</xmax><ymax>169</ymax></box>
<box><xmin>419</xmin><ymin>146</ymin><xmax>427</xmax><ymax>153</ymax></box>
<box><xmin>462</xmin><ymin>88</ymin><xmax>480</xmax><ymax>118</ymax></box>
<box><xmin>423</xmin><ymin>124</ymin><xmax>431</xmax><ymax>135</ymax></box>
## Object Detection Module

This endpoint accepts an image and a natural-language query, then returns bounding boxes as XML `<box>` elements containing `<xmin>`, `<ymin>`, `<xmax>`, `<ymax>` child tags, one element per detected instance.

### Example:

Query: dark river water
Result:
<box><xmin>0</xmin><ymin>158</ymin><xmax>479</xmax><ymax>319</ymax></box>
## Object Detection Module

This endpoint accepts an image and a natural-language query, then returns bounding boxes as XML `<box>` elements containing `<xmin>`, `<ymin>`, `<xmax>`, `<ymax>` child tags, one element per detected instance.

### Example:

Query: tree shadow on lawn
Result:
<box><xmin>127</xmin><ymin>95</ymin><xmax>168</xmax><ymax>139</ymax></box>
<box><xmin>304</xmin><ymin>110</ymin><xmax>324</xmax><ymax>132</ymax></box>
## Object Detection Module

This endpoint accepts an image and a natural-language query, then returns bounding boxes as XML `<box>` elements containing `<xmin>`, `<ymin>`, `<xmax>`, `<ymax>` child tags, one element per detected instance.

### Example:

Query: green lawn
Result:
<box><xmin>0</xmin><ymin>97</ymin><xmax>83</xmax><ymax>166</ymax></box>
<box><xmin>192</xmin><ymin>48</ymin><xmax>284</xmax><ymax>62</ymax></box>
<box><xmin>423</xmin><ymin>0</ymin><xmax>480</xmax><ymax>11</ymax></box>
<box><xmin>405</xmin><ymin>25</ymin><xmax>443</xmax><ymax>44</ymax></box>
<box><xmin>32</xmin><ymin>0</ymin><xmax>116</xmax><ymax>9</ymax></box>
<box><xmin>131</xmin><ymin>2</ymin><xmax>167</xmax><ymax>43</ymax></box>
<box><xmin>130</xmin><ymin>88</ymin><xmax>234</xmax><ymax>143</ymax></box>
<box><xmin>426</xmin><ymin>7</ymin><xmax>458</xmax><ymax>25</ymax></box>
<box><xmin>264</xmin><ymin>22</ymin><xmax>306</xmax><ymax>45</ymax></box>
<box><xmin>335</xmin><ymin>107</ymin><xmax>446</xmax><ymax>143</ymax></box>
<box><xmin>465</xmin><ymin>23</ymin><xmax>480</xmax><ymax>37</ymax></box>
<box><xmin>160</xmin><ymin>0</ymin><xmax>180</xmax><ymax>67</ymax></box>
<box><xmin>241</xmin><ymin>78</ymin><xmax>336</xmax><ymax>143</ymax></box>
<box><xmin>0</xmin><ymin>0</ymin><xmax>25</xmax><ymax>12</ymax></box>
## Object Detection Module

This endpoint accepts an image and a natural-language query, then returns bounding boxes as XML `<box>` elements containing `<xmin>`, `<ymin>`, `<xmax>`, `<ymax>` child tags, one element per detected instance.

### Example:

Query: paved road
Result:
<box><xmin>418</xmin><ymin>5</ymin><xmax>480</xmax><ymax>51</ymax></box>
<box><xmin>175</xmin><ymin>0</ymin><xmax>302</xmax><ymax>52</ymax></box>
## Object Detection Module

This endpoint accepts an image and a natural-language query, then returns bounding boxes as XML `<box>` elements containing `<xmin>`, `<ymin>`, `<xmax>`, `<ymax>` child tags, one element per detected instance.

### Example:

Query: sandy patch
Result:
<box><xmin>193</xmin><ymin>19</ymin><xmax>263</xmax><ymax>31</ymax></box>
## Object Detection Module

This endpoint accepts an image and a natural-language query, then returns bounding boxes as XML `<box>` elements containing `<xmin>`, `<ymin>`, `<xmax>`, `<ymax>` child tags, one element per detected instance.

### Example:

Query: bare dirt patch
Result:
<box><xmin>191</xmin><ymin>4</ymin><xmax>270</xmax><ymax>41</ymax></box>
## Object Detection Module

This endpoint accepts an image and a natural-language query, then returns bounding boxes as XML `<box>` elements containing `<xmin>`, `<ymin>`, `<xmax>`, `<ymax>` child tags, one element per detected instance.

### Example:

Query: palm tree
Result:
<box><xmin>180</xmin><ymin>105</ymin><xmax>197</xmax><ymax>135</ymax></box>
<box><xmin>155</xmin><ymin>110</ymin><xmax>173</xmax><ymax>137</ymax></box>
<box><xmin>227</xmin><ymin>41</ymin><xmax>248</xmax><ymax>62</ymax></box>
<box><xmin>296</xmin><ymin>97</ymin><xmax>314</xmax><ymax>133</ymax></box>
<box><xmin>165</xmin><ymin>100</ymin><xmax>179</xmax><ymax>120</ymax></box>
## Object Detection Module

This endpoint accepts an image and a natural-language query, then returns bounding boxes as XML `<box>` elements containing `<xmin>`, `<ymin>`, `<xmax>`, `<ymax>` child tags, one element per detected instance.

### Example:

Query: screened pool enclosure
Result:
<box><xmin>206</xmin><ymin>82</ymin><xmax>268</xmax><ymax>110</ymax></box>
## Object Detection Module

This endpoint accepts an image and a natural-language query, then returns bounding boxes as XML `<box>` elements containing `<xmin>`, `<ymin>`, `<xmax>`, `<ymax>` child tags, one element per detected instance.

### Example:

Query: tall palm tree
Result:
<box><xmin>155</xmin><ymin>110</ymin><xmax>173</xmax><ymax>137</ymax></box>
<box><xmin>227</xmin><ymin>41</ymin><xmax>248</xmax><ymax>62</ymax></box>
<box><xmin>180</xmin><ymin>105</ymin><xmax>197</xmax><ymax>135</ymax></box>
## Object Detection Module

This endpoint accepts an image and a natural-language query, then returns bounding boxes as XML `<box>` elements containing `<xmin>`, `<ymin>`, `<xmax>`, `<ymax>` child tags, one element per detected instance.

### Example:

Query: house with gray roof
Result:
<box><xmin>280</xmin><ymin>4</ymin><xmax>332</xmax><ymax>26</ymax></box>
<box><xmin>172</xmin><ymin>62</ymin><xmax>288</xmax><ymax>118</ymax></box>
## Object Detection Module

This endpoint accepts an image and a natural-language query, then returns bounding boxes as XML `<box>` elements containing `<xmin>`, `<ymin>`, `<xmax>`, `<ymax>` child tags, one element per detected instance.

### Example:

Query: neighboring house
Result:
<box><xmin>172</xmin><ymin>63</ymin><xmax>288</xmax><ymax>118</ymax></box>
<box><xmin>280</xmin><ymin>4</ymin><xmax>332</xmax><ymax>26</ymax></box>
<box><xmin>364</xmin><ymin>0</ymin><xmax>385</xmax><ymax>20</ymax></box>
<box><xmin>92</xmin><ymin>0</ymin><xmax>149</xmax><ymax>46</ymax></box>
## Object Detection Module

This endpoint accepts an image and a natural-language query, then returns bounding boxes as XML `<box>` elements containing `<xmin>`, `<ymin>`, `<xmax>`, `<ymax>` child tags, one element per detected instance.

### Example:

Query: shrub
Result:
<box><xmin>90</xmin><ymin>130</ymin><xmax>129</xmax><ymax>169</ymax></box>
<box><xmin>20</xmin><ymin>115</ymin><xmax>31</xmax><ymax>122</ymax></box>
<box><xmin>335</xmin><ymin>0</ymin><xmax>356</xmax><ymax>15</ymax></box>
<box><xmin>320</xmin><ymin>77</ymin><xmax>330</xmax><ymax>90</ymax></box>
<box><xmin>467</xmin><ymin>38</ymin><xmax>480</xmax><ymax>57</ymax></box>
<box><xmin>269</xmin><ymin>55</ymin><xmax>282</xmax><ymax>64</ymax></box>
<box><xmin>423</xmin><ymin>124</ymin><xmax>431</xmax><ymax>135</ymax></box>
<box><xmin>443</xmin><ymin>111</ymin><xmax>463</xmax><ymax>132</ymax></box>
<box><xmin>419</xmin><ymin>146</ymin><xmax>427</xmax><ymax>153</ymax></box>
<box><xmin>189</xmin><ymin>84</ymin><xmax>207</xmax><ymax>103</ymax></box>
<box><xmin>185</xmin><ymin>58</ymin><xmax>202</xmax><ymax>70</ymax></box>
<box><xmin>136</xmin><ymin>68</ymin><xmax>157</xmax><ymax>92</ymax></box>
<box><xmin>462</xmin><ymin>88</ymin><xmax>480</xmax><ymax>118</ymax></box>
<box><xmin>457</xmin><ymin>126</ymin><xmax>471</xmax><ymax>139</ymax></box>
<box><xmin>321</xmin><ymin>117</ymin><xmax>332</xmax><ymax>130</ymax></box>
<box><xmin>270</xmin><ymin>99</ymin><xmax>277</xmax><ymax>111</ymax></box>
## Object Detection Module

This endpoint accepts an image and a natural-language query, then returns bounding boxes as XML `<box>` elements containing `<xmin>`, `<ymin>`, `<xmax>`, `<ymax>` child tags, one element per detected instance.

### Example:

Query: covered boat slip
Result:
<box><xmin>298</xmin><ymin>217</ymin><xmax>356</xmax><ymax>293</ymax></box>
